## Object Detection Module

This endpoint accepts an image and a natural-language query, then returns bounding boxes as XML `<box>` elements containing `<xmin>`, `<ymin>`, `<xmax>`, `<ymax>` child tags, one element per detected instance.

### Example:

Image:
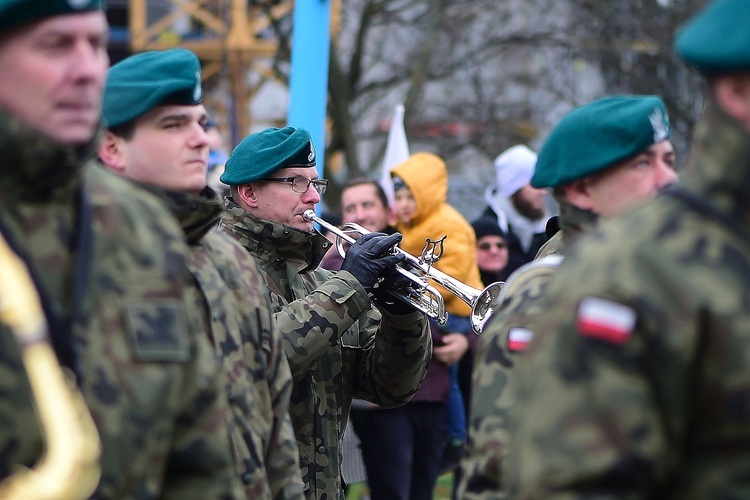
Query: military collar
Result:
<box><xmin>140</xmin><ymin>185</ymin><xmax>223</xmax><ymax>244</ymax></box>
<box><xmin>557</xmin><ymin>200</ymin><xmax>599</xmax><ymax>248</ymax></box>
<box><xmin>0</xmin><ymin>108</ymin><xmax>100</xmax><ymax>203</ymax></box>
<box><xmin>221</xmin><ymin>198</ymin><xmax>331</xmax><ymax>271</ymax></box>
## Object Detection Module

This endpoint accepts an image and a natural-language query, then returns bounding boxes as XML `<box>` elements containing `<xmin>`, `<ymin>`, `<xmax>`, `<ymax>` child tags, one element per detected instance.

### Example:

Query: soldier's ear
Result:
<box><xmin>98</xmin><ymin>132</ymin><xmax>127</xmax><ymax>172</ymax></box>
<box><xmin>236</xmin><ymin>183</ymin><xmax>260</xmax><ymax>208</ymax></box>
<box><xmin>714</xmin><ymin>74</ymin><xmax>750</xmax><ymax>129</ymax></box>
<box><xmin>561</xmin><ymin>179</ymin><xmax>596</xmax><ymax>212</ymax></box>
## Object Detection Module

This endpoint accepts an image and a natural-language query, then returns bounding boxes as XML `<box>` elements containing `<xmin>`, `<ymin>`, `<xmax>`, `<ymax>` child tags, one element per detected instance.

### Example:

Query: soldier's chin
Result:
<box><xmin>46</xmin><ymin>122</ymin><xmax>97</xmax><ymax>147</ymax></box>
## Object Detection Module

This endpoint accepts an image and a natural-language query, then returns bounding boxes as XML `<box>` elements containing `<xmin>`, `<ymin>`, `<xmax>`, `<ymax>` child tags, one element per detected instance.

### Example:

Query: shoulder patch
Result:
<box><xmin>576</xmin><ymin>297</ymin><xmax>635</xmax><ymax>345</ymax></box>
<box><xmin>507</xmin><ymin>327</ymin><xmax>534</xmax><ymax>352</ymax></box>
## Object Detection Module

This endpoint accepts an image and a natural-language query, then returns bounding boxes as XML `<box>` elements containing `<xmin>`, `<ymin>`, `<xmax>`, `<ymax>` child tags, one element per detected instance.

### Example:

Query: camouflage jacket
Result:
<box><xmin>0</xmin><ymin>113</ymin><xmax>243</xmax><ymax>498</ymax></box>
<box><xmin>460</xmin><ymin>202</ymin><xmax>596</xmax><ymax>499</ymax></box>
<box><xmin>506</xmin><ymin>102</ymin><xmax>750</xmax><ymax>498</ymax></box>
<box><xmin>142</xmin><ymin>186</ymin><xmax>304</xmax><ymax>500</ymax></box>
<box><xmin>219</xmin><ymin>201</ymin><xmax>431</xmax><ymax>500</ymax></box>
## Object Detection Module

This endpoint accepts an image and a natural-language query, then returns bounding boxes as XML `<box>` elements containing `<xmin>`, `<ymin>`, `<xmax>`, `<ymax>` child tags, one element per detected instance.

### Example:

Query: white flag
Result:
<box><xmin>379</xmin><ymin>104</ymin><xmax>410</xmax><ymax>211</ymax></box>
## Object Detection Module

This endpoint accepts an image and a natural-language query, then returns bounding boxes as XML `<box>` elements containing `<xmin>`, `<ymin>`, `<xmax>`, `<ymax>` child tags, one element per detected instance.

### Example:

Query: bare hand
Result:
<box><xmin>433</xmin><ymin>333</ymin><xmax>469</xmax><ymax>366</ymax></box>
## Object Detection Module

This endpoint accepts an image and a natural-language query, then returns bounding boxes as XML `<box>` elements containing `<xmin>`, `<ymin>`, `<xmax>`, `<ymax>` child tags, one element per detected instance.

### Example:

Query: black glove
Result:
<box><xmin>371</xmin><ymin>267</ymin><xmax>419</xmax><ymax>315</ymax></box>
<box><xmin>341</xmin><ymin>232</ymin><xmax>405</xmax><ymax>291</ymax></box>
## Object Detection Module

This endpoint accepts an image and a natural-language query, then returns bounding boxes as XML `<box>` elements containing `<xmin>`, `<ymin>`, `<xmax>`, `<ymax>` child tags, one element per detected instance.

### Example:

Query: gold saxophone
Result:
<box><xmin>0</xmin><ymin>232</ymin><xmax>101</xmax><ymax>499</ymax></box>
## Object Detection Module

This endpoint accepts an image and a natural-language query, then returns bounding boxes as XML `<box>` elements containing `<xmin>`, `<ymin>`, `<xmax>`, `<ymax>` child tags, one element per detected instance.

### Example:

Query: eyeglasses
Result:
<box><xmin>477</xmin><ymin>241</ymin><xmax>507</xmax><ymax>251</ymax></box>
<box><xmin>259</xmin><ymin>176</ymin><xmax>328</xmax><ymax>195</ymax></box>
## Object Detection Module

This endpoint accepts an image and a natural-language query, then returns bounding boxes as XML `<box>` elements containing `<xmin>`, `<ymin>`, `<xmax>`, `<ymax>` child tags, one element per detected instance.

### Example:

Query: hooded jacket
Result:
<box><xmin>391</xmin><ymin>152</ymin><xmax>484</xmax><ymax>317</ymax></box>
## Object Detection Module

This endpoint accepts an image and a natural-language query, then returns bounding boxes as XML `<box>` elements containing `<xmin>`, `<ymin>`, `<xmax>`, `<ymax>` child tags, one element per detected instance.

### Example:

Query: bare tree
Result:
<box><xmin>321</xmin><ymin>0</ymin><xmax>707</xmax><ymax>217</ymax></box>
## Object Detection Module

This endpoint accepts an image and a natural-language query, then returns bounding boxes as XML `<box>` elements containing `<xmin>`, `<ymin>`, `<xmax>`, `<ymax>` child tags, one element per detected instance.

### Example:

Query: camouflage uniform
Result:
<box><xmin>506</xmin><ymin>102</ymin><xmax>750</xmax><ymax>498</ymax></box>
<box><xmin>0</xmin><ymin>113</ymin><xmax>243</xmax><ymax>498</ymax></box>
<box><xmin>460</xmin><ymin>202</ymin><xmax>596</xmax><ymax>499</ymax></box>
<box><xmin>219</xmin><ymin>200</ymin><xmax>432</xmax><ymax>500</ymax></box>
<box><xmin>141</xmin><ymin>185</ymin><xmax>304</xmax><ymax>499</ymax></box>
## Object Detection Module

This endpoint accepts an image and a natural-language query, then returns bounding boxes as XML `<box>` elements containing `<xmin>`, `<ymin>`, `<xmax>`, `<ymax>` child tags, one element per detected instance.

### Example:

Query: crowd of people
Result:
<box><xmin>0</xmin><ymin>0</ymin><xmax>748</xmax><ymax>499</ymax></box>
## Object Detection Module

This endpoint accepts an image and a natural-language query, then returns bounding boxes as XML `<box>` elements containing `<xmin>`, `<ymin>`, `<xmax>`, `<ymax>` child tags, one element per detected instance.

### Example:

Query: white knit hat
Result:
<box><xmin>494</xmin><ymin>144</ymin><xmax>538</xmax><ymax>198</ymax></box>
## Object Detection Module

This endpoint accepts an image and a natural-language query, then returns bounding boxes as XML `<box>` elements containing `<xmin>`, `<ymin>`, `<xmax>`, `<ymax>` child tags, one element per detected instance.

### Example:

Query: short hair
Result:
<box><xmin>342</xmin><ymin>178</ymin><xmax>389</xmax><ymax>209</ymax></box>
<box><xmin>108</xmin><ymin>120</ymin><xmax>137</xmax><ymax>141</ymax></box>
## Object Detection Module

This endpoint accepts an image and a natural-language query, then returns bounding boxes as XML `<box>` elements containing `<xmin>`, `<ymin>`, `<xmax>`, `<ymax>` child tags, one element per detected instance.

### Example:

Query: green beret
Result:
<box><xmin>532</xmin><ymin>95</ymin><xmax>670</xmax><ymax>188</ymax></box>
<box><xmin>103</xmin><ymin>48</ymin><xmax>203</xmax><ymax>128</ymax></box>
<box><xmin>675</xmin><ymin>0</ymin><xmax>750</xmax><ymax>74</ymax></box>
<box><xmin>0</xmin><ymin>0</ymin><xmax>104</xmax><ymax>34</ymax></box>
<box><xmin>221</xmin><ymin>127</ymin><xmax>316</xmax><ymax>185</ymax></box>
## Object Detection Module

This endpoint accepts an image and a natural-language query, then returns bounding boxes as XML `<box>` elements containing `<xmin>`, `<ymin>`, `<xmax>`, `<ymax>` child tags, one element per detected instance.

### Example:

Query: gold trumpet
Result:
<box><xmin>303</xmin><ymin>210</ymin><xmax>504</xmax><ymax>333</ymax></box>
<box><xmin>0</xmin><ymin>232</ymin><xmax>101</xmax><ymax>499</ymax></box>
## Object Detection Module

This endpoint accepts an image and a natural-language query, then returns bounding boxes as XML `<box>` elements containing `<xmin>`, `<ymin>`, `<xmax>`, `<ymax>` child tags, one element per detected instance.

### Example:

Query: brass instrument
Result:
<box><xmin>303</xmin><ymin>210</ymin><xmax>504</xmax><ymax>333</ymax></box>
<box><xmin>0</xmin><ymin>233</ymin><xmax>101</xmax><ymax>499</ymax></box>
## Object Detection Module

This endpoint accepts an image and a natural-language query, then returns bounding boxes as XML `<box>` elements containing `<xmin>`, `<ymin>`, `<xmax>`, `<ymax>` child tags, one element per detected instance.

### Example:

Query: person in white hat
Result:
<box><xmin>482</xmin><ymin>144</ymin><xmax>552</xmax><ymax>279</ymax></box>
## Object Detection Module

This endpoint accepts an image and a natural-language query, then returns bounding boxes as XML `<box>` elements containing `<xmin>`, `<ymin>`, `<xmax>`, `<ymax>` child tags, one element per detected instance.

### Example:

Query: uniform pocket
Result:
<box><xmin>123</xmin><ymin>299</ymin><xmax>190</xmax><ymax>362</ymax></box>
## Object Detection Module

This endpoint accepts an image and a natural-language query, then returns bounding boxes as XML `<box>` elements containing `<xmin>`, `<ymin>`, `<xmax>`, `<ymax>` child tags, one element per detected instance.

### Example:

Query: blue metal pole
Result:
<box><xmin>287</xmin><ymin>0</ymin><xmax>331</xmax><ymax>182</ymax></box>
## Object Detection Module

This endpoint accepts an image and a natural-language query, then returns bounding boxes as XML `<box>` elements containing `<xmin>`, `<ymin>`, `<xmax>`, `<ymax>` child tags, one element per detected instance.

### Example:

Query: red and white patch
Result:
<box><xmin>507</xmin><ymin>327</ymin><xmax>534</xmax><ymax>352</ymax></box>
<box><xmin>576</xmin><ymin>297</ymin><xmax>636</xmax><ymax>345</ymax></box>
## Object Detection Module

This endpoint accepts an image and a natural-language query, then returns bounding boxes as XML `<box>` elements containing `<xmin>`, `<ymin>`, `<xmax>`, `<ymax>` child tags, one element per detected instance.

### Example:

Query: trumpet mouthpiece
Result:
<box><xmin>302</xmin><ymin>210</ymin><xmax>316</xmax><ymax>221</ymax></box>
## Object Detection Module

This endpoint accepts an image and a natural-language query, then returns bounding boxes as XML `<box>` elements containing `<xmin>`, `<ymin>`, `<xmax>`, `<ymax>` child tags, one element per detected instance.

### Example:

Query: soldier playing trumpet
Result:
<box><xmin>218</xmin><ymin>127</ymin><xmax>432</xmax><ymax>500</ymax></box>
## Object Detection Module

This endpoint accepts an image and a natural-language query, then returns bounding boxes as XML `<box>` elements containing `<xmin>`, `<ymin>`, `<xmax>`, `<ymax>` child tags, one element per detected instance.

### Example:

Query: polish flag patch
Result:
<box><xmin>507</xmin><ymin>327</ymin><xmax>534</xmax><ymax>352</ymax></box>
<box><xmin>576</xmin><ymin>297</ymin><xmax>636</xmax><ymax>345</ymax></box>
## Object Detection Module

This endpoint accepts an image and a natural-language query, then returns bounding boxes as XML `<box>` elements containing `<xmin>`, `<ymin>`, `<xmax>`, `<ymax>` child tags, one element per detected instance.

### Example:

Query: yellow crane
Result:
<box><xmin>126</xmin><ymin>0</ymin><xmax>295</xmax><ymax>143</ymax></box>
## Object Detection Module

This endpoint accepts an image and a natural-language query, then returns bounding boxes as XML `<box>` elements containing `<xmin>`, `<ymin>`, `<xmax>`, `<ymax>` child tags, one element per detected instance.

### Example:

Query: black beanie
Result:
<box><xmin>471</xmin><ymin>216</ymin><xmax>506</xmax><ymax>240</ymax></box>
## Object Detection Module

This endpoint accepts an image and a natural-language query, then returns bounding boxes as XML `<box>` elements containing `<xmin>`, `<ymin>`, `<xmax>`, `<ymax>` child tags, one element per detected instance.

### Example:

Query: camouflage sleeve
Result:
<box><xmin>460</xmin><ymin>261</ymin><xmax>560</xmax><ymax>500</ymax></box>
<box><xmin>275</xmin><ymin>271</ymin><xmax>371</xmax><ymax>375</ymax></box>
<box><xmin>161</xmin><ymin>281</ymin><xmax>244</xmax><ymax>499</ymax></box>
<box><xmin>505</xmin><ymin>238</ymin><xmax>692</xmax><ymax>498</ymax></box>
<box><xmin>352</xmin><ymin>305</ymin><xmax>432</xmax><ymax>408</ymax></box>
<box><xmin>263</xmin><ymin>313</ymin><xmax>306</xmax><ymax>499</ymax></box>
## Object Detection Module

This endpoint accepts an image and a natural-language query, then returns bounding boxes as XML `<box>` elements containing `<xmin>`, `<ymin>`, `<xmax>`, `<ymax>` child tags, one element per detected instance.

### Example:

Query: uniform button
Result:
<box><xmin>318</xmin><ymin>446</ymin><xmax>326</xmax><ymax>454</ymax></box>
<box><xmin>241</xmin><ymin>473</ymin><xmax>252</xmax><ymax>484</ymax></box>
<box><xmin>189</xmin><ymin>203</ymin><xmax>198</xmax><ymax>211</ymax></box>
<box><xmin>212</xmin><ymin>313</ymin><xmax>220</xmax><ymax>321</ymax></box>
<box><xmin>228</xmin><ymin>393</ymin><xmax>237</xmax><ymax>403</ymax></box>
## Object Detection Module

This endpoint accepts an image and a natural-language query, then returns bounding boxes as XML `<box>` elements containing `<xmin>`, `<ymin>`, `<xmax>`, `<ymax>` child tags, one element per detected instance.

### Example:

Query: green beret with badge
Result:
<box><xmin>0</xmin><ymin>0</ymin><xmax>104</xmax><ymax>34</ymax></box>
<box><xmin>674</xmin><ymin>0</ymin><xmax>750</xmax><ymax>74</ymax></box>
<box><xmin>531</xmin><ymin>95</ymin><xmax>670</xmax><ymax>188</ymax></box>
<box><xmin>103</xmin><ymin>48</ymin><xmax>203</xmax><ymax>128</ymax></box>
<box><xmin>220</xmin><ymin>126</ymin><xmax>316</xmax><ymax>185</ymax></box>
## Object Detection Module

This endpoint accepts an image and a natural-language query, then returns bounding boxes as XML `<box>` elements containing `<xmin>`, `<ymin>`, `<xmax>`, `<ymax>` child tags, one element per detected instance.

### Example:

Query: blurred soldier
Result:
<box><xmin>99</xmin><ymin>49</ymin><xmax>304</xmax><ymax>499</ymax></box>
<box><xmin>0</xmin><ymin>1</ymin><xmax>242</xmax><ymax>497</ymax></box>
<box><xmin>218</xmin><ymin>127</ymin><xmax>432</xmax><ymax>499</ymax></box>
<box><xmin>503</xmin><ymin>0</ymin><xmax>750</xmax><ymax>497</ymax></box>
<box><xmin>459</xmin><ymin>95</ymin><xmax>677</xmax><ymax>498</ymax></box>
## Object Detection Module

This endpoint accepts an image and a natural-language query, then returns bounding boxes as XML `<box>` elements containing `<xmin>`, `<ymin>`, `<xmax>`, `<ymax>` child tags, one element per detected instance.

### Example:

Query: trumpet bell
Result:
<box><xmin>470</xmin><ymin>282</ymin><xmax>505</xmax><ymax>334</ymax></box>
